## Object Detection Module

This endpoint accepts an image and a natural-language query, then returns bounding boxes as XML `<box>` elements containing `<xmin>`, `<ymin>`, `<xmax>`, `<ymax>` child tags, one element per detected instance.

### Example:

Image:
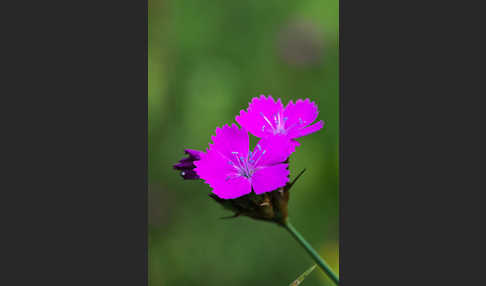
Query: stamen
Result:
<box><xmin>230</xmin><ymin>151</ymin><xmax>245</xmax><ymax>171</ymax></box>
<box><xmin>249</xmin><ymin>146</ymin><xmax>258</xmax><ymax>164</ymax></box>
<box><xmin>242</xmin><ymin>156</ymin><xmax>252</xmax><ymax>175</ymax></box>
<box><xmin>286</xmin><ymin>118</ymin><xmax>305</xmax><ymax>132</ymax></box>
<box><xmin>260</xmin><ymin>112</ymin><xmax>275</xmax><ymax>132</ymax></box>
<box><xmin>225</xmin><ymin>173</ymin><xmax>240</xmax><ymax>181</ymax></box>
<box><xmin>235</xmin><ymin>155</ymin><xmax>244</xmax><ymax>168</ymax></box>
<box><xmin>253</xmin><ymin>149</ymin><xmax>266</xmax><ymax>166</ymax></box>
<box><xmin>275</xmin><ymin>113</ymin><xmax>286</xmax><ymax>134</ymax></box>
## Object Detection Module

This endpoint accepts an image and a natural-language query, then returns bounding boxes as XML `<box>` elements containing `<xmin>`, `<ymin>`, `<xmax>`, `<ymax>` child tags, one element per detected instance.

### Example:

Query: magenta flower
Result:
<box><xmin>236</xmin><ymin>95</ymin><xmax>324</xmax><ymax>147</ymax></box>
<box><xmin>173</xmin><ymin>149</ymin><xmax>204</xmax><ymax>180</ymax></box>
<box><xmin>194</xmin><ymin>124</ymin><xmax>293</xmax><ymax>199</ymax></box>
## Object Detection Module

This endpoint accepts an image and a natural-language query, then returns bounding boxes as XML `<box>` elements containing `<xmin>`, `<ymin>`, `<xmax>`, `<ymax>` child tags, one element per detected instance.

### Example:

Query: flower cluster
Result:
<box><xmin>173</xmin><ymin>95</ymin><xmax>324</xmax><ymax>224</ymax></box>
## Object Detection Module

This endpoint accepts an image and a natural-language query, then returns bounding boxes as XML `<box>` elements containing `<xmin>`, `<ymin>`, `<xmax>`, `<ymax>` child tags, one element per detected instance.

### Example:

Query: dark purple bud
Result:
<box><xmin>173</xmin><ymin>149</ymin><xmax>204</xmax><ymax>180</ymax></box>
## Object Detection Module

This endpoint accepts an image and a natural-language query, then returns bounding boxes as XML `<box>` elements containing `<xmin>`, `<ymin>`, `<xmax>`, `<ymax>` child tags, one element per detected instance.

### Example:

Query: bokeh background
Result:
<box><xmin>149</xmin><ymin>0</ymin><xmax>339</xmax><ymax>285</ymax></box>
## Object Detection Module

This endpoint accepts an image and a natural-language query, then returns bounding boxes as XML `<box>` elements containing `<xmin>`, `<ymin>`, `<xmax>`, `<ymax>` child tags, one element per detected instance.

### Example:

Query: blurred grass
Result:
<box><xmin>149</xmin><ymin>0</ymin><xmax>339</xmax><ymax>285</ymax></box>
<box><xmin>290</xmin><ymin>264</ymin><xmax>317</xmax><ymax>286</ymax></box>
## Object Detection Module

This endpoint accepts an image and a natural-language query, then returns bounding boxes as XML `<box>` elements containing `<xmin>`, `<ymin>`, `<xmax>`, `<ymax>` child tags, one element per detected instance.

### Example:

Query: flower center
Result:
<box><xmin>226</xmin><ymin>145</ymin><xmax>266</xmax><ymax>181</ymax></box>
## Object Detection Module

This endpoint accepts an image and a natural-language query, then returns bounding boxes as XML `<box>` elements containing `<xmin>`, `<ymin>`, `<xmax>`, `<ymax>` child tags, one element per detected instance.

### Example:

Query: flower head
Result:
<box><xmin>236</xmin><ymin>95</ymin><xmax>324</xmax><ymax>147</ymax></box>
<box><xmin>194</xmin><ymin>123</ymin><xmax>293</xmax><ymax>199</ymax></box>
<box><xmin>173</xmin><ymin>149</ymin><xmax>204</xmax><ymax>180</ymax></box>
<box><xmin>209</xmin><ymin>168</ymin><xmax>306</xmax><ymax>225</ymax></box>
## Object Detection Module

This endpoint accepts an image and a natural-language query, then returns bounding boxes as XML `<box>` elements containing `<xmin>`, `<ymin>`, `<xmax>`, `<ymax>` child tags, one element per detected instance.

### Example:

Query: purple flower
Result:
<box><xmin>173</xmin><ymin>149</ymin><xmax>205</xmax><ymax>180</ymax></box>
<box><xmin>236</xmin><ymin>95</ymin><xmax>324</xmax><ymax>148</ymax></box>
<box><xmin>194</xmin><ymin>124</ymin><xmax>293</xmax><ymax>199</ymax></box>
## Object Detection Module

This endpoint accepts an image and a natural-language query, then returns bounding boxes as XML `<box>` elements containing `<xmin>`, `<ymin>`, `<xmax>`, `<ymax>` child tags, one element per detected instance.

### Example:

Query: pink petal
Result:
<box><xmin>194</xmin><ymin>124</ymin><xmax>253</xmax><ymax>199</ymax></box>
<box><xmin>235</xmin><ymin>95</ymin><xmax>284</xmax><ymax>138</ymax></box>
<box><xmin>283</xmin><ymin>98</ymin><xmax>320</xmax><ymax>138</ymax></box>
<box><xmin>294</xmin><ymin>120</ymin><xmax>324</xmax><ymax>138</ymax></box>
<box><xmin>290</xmin><ymin>140</ymin><xmax>301</xmax><ymax>153</ymax></box>
<box><xmin>253</xmin><ymin>135</ymin><xmax>294</xmax><ymax>167</ymax></box>
<box><xmin>194</xmin><ymin>149</ymin><xmax>251</xmax><ymax>199</ymax></box>
<box><xmin>211</xmin><ymin>176</ymin><xmax>252</xmax><ymax>199</ymax></box>
<box><xmin>252</xmin><ymin>164</ymin><xmax>289</xmax><ymax>195</ymax></box>
<box><xmin>194</xmin><ymin>149</ymin><xmax>234</xmax><ymax>184</ymax></box>
<box><xmin>210</xmin><ymin>123</ymin><xmax>249</xmax><ymax>162</ymax></box>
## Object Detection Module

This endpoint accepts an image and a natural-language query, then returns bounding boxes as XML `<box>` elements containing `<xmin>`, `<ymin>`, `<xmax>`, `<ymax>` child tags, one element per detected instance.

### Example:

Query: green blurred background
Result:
<box><xmin>149</xmin><ymin>0</ymin><xmax>339</xmax><ymax>285</ymax></box>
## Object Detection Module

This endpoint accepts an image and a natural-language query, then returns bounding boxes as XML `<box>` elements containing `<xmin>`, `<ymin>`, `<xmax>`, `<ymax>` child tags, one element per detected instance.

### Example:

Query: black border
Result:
<box><xmin>3</xmin><ymin>0</ymin><xmax>148</xmax><ymax>285</ymax></box>
<box><xmin>339</xmin><ymin>0</ymin><xmax>478</xmax><ymax>284</ymax></box>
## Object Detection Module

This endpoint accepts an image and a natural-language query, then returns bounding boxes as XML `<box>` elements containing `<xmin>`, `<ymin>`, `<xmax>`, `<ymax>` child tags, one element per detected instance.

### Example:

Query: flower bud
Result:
<box><xmin>173</xmin><ymin>149</ymin><xmax>204</xmax><ymax>180</ymax></box>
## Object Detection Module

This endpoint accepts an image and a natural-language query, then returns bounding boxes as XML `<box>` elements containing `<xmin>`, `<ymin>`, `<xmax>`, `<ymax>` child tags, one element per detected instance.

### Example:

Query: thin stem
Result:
<box><xmin>283</xmin><ymin>219</ymin><xmax>340</xmax><ymax>285</ymax></box>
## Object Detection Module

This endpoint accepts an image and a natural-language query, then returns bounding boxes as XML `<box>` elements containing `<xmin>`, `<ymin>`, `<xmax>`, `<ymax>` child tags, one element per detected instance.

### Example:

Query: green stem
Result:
<box><xmin>283</xmin><ymin>219</ymin><xmax>340</xmax><ymax>285</ymax></box>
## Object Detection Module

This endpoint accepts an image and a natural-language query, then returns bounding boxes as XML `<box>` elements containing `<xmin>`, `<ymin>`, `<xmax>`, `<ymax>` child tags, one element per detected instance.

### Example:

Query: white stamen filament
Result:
<box><xmin>225</xmin><ymin>146</ymin><xmax>267</xmax><ymax>181</ymax></box>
